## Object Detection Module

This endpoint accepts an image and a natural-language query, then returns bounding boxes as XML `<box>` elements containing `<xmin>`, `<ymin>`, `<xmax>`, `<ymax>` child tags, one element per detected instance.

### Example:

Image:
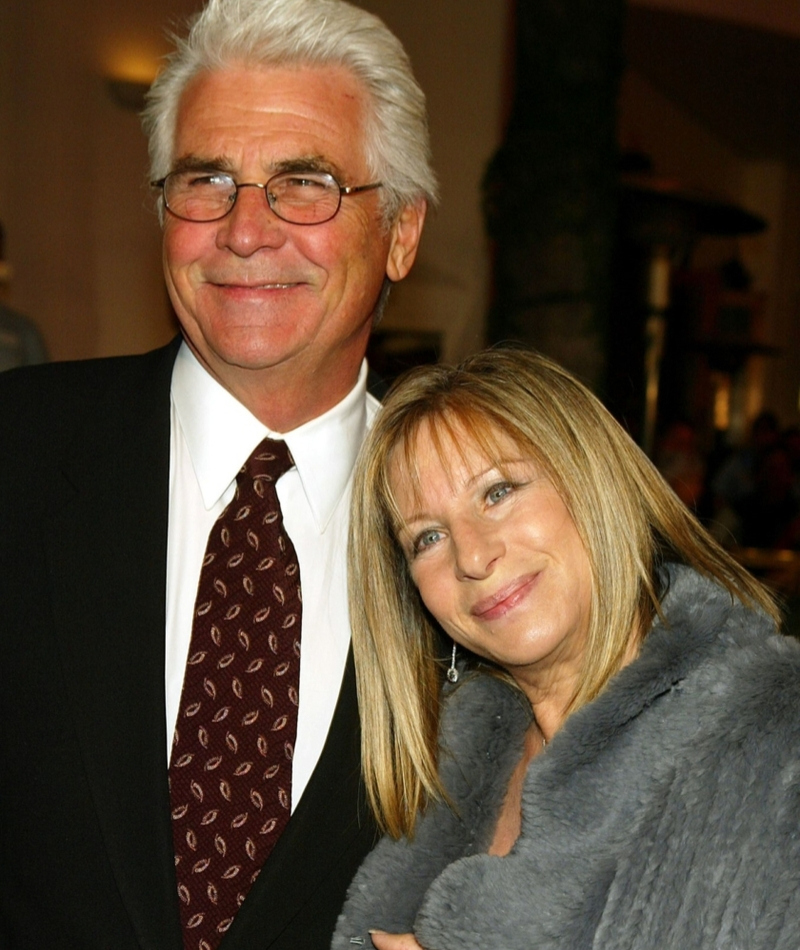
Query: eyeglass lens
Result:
<box><xmin>163</xmin><ymin>171</ymin><xmax>343</xmax><ymax>224</ymax></box>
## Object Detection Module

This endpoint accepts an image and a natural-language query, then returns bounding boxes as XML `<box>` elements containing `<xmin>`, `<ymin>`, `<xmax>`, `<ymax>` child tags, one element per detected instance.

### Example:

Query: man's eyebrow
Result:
<box><xmin>168</xmin><ymin>154</ymin><xmax>345</xmax><ymax>180</ymax></box>
<box><xmin>169</xmin><ymin>155</ymin><xmax>235</xmax><ymax>175</ymax></box>
<box><xmin>271</xmin><ymin>155</ymin><xmax>342</xmax><ymax>177</ymax></box>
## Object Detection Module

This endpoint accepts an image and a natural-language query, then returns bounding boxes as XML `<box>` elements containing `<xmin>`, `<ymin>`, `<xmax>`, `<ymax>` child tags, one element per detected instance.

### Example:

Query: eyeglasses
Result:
<box><xmin>151</xmin><ymin>169</ymin><xmax>382</xmax><ymax>225</ymax></box>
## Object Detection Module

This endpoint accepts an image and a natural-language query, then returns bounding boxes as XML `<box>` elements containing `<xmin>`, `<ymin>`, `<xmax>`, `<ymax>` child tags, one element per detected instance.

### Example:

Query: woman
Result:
<box><xmin>332</xmin><ymin>347</ymin><xmax>800</xmax><ymax>950</ymax></box>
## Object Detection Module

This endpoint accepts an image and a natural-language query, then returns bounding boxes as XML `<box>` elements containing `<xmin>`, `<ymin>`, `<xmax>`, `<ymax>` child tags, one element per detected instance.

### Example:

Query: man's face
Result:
<box><xmin>163</xmin><ymin>64</ymin><xmax>422</xmax><ymax>415</ymax></box>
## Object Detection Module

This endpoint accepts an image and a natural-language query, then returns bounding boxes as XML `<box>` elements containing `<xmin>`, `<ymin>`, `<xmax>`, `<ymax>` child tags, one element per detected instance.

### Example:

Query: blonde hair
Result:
<box><xmin>349</xmin><ymin>347</ymin><xmax>780</xmax><ymax>838</ymax></box>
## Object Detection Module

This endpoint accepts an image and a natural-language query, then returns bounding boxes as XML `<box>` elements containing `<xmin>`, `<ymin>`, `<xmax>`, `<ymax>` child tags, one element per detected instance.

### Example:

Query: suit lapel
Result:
<box><xmin>47</xmin><ymin>340</ymin><xmax>183</xmax><ymax>950</ymax></box>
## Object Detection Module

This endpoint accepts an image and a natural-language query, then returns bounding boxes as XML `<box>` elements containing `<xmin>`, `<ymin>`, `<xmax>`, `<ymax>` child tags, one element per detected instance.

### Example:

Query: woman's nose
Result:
<box><xmin>452</xmin><ymin>520</ymin><xmax>503</xmax><ymax>580</ymax></box>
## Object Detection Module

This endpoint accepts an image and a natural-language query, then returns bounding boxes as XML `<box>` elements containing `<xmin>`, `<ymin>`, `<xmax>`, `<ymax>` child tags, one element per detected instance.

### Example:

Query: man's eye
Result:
<box><xmin>285</xmin><ymin>176</ymin><xmax>328</xmax><ymax>190</ymax></box>
<box><xmin>486</xmin><ymin>482</ymin><xmax>513</xmax><ymax>505</ymax></box>
<box><xmin>186</xmin><ymin>173</ymin><xmax>231</xmax><ymax>188</ymax></box>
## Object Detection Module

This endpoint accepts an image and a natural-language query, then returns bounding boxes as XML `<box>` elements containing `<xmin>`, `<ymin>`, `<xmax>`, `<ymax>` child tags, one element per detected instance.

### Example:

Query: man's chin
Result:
<box><xmin>196</xmin><ymin>338</ymin><xmax>311</xmax><ymax>378</ymax></box>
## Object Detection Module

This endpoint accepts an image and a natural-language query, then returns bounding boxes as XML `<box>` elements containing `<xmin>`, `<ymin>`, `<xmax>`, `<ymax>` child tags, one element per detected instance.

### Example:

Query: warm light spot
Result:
<box><xmin>712</xmin><ymin>372</ymin><xmax>731</xmax><ymax>431</ymax></box>
<box><xmin>100</xmin><ymin>39</ymin><xmax>163</xmax><ymax>86</ymax></box>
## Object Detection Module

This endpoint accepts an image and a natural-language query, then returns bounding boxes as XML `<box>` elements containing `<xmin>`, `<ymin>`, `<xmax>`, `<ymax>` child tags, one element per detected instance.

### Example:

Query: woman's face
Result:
<box><xmin>389</xmin><ymin>419</ymin><xmax>593</xmax><ymax>701</ymax></box>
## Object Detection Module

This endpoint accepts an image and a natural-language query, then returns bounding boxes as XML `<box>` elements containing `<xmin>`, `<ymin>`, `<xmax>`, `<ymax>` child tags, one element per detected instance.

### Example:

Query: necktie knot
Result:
<box><xmin>239</xmin><ymin>438</ymin><xmax>294</xmax><ymax>494</ymax></box>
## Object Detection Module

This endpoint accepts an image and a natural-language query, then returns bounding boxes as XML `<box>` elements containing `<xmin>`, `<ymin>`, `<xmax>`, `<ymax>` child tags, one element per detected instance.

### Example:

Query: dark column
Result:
<box><xmin>483</xmin><ymin>0</ymin><xmax>625</xmax><ymax>392</ymax></box>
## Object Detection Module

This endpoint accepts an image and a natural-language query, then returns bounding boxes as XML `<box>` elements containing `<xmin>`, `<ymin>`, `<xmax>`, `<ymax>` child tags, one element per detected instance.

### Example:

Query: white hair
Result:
<box><xmin>142</xmin><ymin>0</ymin><xmax>438</xmax><ymax>221</ymax></box>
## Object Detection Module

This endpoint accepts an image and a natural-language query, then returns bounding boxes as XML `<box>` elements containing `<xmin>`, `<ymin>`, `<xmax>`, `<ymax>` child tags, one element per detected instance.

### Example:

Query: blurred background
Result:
<box><xmin>2</xmin><ymin>0</ymin><xmax>800</xmax><ymax>584</ymax></box>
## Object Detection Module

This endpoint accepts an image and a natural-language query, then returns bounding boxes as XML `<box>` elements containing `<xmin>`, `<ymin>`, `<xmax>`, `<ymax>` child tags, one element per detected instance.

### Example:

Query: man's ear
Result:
<box><xmin>386</xmin><ymin>199</ymin><xmax>428</xmax><ymax>282</ymax></box>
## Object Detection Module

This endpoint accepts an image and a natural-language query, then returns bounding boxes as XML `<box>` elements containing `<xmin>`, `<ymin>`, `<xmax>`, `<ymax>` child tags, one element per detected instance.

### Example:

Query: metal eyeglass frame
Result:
<box><xmin>150</xmin><ymin>170</ymin><xmax>383</xmax><ymax>225</ymax></box>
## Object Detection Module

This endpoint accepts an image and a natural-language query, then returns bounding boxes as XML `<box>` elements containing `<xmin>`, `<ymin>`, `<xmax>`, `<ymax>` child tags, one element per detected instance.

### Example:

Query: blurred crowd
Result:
<box><xmin>656</xmin><ymin>411</ymin><xmax>800</xmax><ymax>552</ymax></box>
<box><xmin>655</xmin><ymin>412</ymin><xmax>800</xmax><ymax>634</ymax></box>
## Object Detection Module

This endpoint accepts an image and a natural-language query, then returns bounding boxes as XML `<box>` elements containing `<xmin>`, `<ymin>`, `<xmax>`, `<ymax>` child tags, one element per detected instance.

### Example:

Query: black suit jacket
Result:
<box><xmin>0</xmin><ymin>340</ymin><xmax>376</xmax><ymax>949</ymax></box>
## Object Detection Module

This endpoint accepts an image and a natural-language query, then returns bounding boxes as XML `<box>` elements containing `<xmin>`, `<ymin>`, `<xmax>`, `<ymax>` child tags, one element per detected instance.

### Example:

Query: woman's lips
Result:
<box><xmin>471</xmin><ymin>572</ymin><xmax>540</xmax><ymax>621</ymax></box>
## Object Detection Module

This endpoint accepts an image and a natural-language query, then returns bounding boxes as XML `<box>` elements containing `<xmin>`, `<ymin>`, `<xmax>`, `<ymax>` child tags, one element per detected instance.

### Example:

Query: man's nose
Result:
<box><xmin>215</xmin><ymin>184</ymin><xmax>287</xmax><ymax>255</ymax></box>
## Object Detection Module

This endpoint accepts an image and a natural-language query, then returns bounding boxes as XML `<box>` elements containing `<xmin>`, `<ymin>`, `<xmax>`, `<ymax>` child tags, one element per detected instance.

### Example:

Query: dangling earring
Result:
<box><xmin>447</xmin><ymin>642</ymin><xmax>459</xmax><ymax>683</ymax></box>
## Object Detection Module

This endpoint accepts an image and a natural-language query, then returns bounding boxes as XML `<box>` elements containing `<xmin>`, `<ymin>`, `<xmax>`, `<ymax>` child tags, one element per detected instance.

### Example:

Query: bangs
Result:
<box><xmin>381</xmin><ymin>403</ymin><xmax>554</xmax><ymax>538</ymax></box>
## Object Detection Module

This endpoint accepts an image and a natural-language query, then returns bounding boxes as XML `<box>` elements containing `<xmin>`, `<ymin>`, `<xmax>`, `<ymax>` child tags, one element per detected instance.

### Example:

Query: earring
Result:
<box><xmin>447</xmin><ymin>642</ymin><xmax>459</xmax><ymax>683</ymax></box>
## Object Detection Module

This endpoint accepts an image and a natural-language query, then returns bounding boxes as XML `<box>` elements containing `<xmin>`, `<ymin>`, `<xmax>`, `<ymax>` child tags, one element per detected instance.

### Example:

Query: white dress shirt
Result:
<box><xmin>165</xmin><ymin>342</ymin><xmax>379</xmax><ymax>810</ymax></box>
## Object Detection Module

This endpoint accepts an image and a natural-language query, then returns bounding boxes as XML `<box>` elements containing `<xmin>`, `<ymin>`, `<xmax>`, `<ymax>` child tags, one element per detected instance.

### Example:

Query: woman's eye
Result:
<box><xmin>413</xmin><ymin>528</ymin><xmax>443</xmax><ymax>554</ymax></box>
<box><xmin>486</xmin><ymin>482</ymin><xmax>513</xmax><ymax>505</ymax></box>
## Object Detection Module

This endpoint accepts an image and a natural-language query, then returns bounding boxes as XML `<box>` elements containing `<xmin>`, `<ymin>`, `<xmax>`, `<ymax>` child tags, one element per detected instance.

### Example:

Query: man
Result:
<box><xmin>0</xmin><ymin>0</ymin><xmax>434</xmax><ymax>947</ymax></box>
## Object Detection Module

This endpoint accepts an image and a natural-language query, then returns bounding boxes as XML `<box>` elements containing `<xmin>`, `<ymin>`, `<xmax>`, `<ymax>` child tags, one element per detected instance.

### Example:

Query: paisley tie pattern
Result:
<box><xmin>169</xmin><ymin>438</ymin><xmax>301</xmax><ymax>950</ymax></box>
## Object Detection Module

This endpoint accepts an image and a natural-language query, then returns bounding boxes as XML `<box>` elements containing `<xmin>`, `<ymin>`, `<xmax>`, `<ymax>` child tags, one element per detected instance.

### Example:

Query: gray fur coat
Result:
<box><xmin>332</xmin><ymin>565</ymin><xmax>800</xmax><ymax>949</ymax></box>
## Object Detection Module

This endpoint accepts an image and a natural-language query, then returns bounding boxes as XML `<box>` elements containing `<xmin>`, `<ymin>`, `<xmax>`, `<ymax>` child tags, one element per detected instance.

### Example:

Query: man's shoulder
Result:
<box><xmin>1</xmin><ymin>338</ymin><xmax>177</xmax><ymax>408</ymax></box>
<box><xmin>0</xmin><ymin>338</ymin><xmax>180</xmax><ymax>458</ymax></box>
<box><xmin>0</xmin><ymin>338</ymin><xmax>179</xmax><ymax>394</ymax></box>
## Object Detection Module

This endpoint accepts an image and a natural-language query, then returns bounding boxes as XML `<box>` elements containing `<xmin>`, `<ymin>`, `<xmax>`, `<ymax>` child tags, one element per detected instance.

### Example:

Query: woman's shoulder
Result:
<box><xmin>699</xmin><ymin>621</ymin><xmax>800</xmax><ymax>744</ymax></box>
<box><xmin>652</xmin><ymin>565</ymin><xmax>800</xmax><ymax>740</ymax></box>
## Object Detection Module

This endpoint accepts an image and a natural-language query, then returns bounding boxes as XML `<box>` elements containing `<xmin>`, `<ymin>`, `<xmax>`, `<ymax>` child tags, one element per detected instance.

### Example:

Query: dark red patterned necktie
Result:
<box><xmin>169</xmin><ymin>438</ymin><xmax>301</xmax><ymax>950</ymax></box>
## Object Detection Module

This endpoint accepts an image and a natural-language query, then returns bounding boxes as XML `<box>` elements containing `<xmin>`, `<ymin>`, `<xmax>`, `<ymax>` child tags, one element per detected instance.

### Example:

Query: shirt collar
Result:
<box><xmin>171</xmin><ymin>341</ymin><xmax>370</xmax><ymax>531</ymax></box>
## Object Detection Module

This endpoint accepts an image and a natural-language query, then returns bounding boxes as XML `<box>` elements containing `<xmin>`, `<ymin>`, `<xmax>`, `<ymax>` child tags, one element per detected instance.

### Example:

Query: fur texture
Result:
<box><xmin>333</xmin><ymin>565</ymin><xmax>800</xmax><ymax>949</ymax></box>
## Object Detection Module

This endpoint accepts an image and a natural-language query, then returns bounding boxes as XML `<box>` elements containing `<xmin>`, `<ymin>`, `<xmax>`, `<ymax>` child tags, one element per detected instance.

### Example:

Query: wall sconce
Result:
<box><xmin>106</xmin><ymin>77</ymin><xmax>151</xmax><ymax>112</ymax></box>
<box><xmin>102</xmin><ymin>41</ymin><xmax>160</xmax><ymax>111</ymax></box>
